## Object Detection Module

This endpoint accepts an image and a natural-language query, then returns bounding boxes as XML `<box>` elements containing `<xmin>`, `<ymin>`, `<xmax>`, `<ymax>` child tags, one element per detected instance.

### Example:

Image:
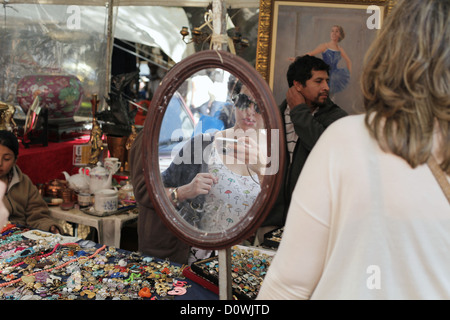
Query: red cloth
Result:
<box><xmin>16</xmin><ymin>136</ymin><xmax>90</xmax><ymax>185</ymax></box>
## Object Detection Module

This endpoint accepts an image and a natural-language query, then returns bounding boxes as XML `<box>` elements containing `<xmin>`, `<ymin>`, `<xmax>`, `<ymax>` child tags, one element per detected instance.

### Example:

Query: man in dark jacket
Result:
<box><xmin>260</xmin><ymin>55</ymin><xmax>348</xmax><ymax>235</ymax></box>
<box><xmin>130</xmin><ymin>130</ymin><xmax>190</xmax><ymax>264</ymax></box>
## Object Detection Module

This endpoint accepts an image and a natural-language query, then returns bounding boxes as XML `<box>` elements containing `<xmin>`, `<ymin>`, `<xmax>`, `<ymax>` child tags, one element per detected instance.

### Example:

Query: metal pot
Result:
<box><xmin>45</xmin><ymin>179</ymin><xmax>67</xmax><ymax>198</ymax></box>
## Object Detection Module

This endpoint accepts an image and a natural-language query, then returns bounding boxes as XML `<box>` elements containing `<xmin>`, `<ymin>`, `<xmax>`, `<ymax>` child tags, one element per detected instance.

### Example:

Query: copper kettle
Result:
<box><xmin>45</xmin><ymin>179</ymin><xmax>67</xmax><ymax>198</ymax></box>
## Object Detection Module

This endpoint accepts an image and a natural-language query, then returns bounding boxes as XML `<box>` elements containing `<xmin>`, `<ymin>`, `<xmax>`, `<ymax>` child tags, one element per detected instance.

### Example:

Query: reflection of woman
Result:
<box><xmin>0</xmin><ymin>131</ymin><xmax>61</xmax><ymax>233</ymax></box>
<box><xmin>306</xmin><ymin>25</ymin><xmax>352</xmax><ymax>94</ymax></box>
<box><xmin>162</xmin><ymin>82</ymin><xmax>266</xmax><ymax>233</ymax></box>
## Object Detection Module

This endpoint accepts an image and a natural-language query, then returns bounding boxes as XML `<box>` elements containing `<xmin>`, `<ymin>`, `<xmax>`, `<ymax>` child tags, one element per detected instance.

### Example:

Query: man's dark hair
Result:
<box><xmin>287</xmin><ymin>55</ymin><xmax>330</xmax><ymax>88</ymax></box>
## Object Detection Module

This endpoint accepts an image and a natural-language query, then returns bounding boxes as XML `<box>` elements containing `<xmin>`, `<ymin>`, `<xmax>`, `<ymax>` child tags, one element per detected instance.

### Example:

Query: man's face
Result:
<box><xmin>294</xmin><ymin>70</ymin><xmax>330</xmax><ymax>108</ymax></box>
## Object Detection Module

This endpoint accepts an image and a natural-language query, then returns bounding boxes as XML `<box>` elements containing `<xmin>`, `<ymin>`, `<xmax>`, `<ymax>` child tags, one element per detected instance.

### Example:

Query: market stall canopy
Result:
<box><xmin>2</xmin><ymin>4</ymin><xmax>188</xmax><ymax>63</ymax></box>
<box><xmin>2</xmin><ymin>0</ymin><xmax>259</xmax><ymax>63</ymax></box>
<box><xmin>0</xmin><ymin>0</ymin><xmax>259</xmax><ymax>117</ymax></box>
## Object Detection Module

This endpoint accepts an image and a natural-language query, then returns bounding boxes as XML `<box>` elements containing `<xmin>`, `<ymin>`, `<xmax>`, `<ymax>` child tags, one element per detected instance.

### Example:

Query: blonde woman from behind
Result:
<box><xmin>258</xmin><ymin>0</ymin><xmax>450</xmax><ymax>300</ymax></box>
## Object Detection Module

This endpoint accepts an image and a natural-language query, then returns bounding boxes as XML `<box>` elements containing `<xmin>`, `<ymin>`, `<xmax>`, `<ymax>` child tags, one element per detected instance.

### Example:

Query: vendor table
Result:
<box><xmin>48</xmin><ymin>206</ymin><xmax>138</xmax><ymax>248</ymax></box>
<box><xmin>0</xmin><ymin>224</ymin><xmax>218</xmax><ymax>300</ymax></box>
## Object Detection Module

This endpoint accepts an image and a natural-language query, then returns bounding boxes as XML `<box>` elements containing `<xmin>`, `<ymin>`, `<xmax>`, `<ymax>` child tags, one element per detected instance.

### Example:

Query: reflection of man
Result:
<box><xmin>260</xmin><ymin>55</ymin><xmax>348</xmax><ymax>241</ymax></box>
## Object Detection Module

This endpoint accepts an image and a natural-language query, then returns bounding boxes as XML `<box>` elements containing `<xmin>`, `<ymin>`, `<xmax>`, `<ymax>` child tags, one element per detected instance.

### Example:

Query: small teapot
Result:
<box><xmin>62</xmin><ymin>168</ymin><xmax>89</xmax><ymax>193</ymax></box>
<box><xmin>87</xmin><ymin>162</ymin><xmax>114</xmax><ymax>194</ymax></box>
<box><xmin>118</xmin><ymin>181</ymin><xmax>135</xmax><ymax>202</ymax></box>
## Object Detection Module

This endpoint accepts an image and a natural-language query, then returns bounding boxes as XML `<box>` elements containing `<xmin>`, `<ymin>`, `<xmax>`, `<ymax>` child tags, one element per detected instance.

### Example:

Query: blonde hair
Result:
<box><xmin>361</xmin><ymin>0</ymin><xmax>450</xmax><ymax>174</ymax></box>
<box><xmin>332</xmin><ymin>25</ymin><xmax>345</xmax><ymax>42</ymax></box>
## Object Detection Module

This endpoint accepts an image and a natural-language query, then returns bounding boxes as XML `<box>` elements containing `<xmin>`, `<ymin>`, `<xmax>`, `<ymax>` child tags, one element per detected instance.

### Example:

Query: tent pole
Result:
<box><xmin>212</xmin><ymin>0</ymin><xmax>227</xmax><ymax>51</ymax></box>
<box><xmin>104</xmin><ymin>0</ymin><xmax>114</xmax><ymax>110</ymax></box>
<box><xmin>218</xmin><ymin>247</ymin><xmax>232</xmax><ymax>300</ymax></box>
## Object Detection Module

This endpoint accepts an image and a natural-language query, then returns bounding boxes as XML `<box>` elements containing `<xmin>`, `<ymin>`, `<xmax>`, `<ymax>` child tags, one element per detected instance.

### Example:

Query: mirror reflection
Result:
<box><xmin>158</xmin><ymin>69</ymin><xmax>268</xmax><ymax>233</ymax></box>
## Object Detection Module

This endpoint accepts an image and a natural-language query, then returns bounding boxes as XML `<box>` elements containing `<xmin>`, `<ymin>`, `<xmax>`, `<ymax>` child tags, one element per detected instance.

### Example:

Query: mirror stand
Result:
<box><xmin>219</xmin><ymin>247</ymin><xmax>232</xmax><ymax>300</ymax></box>
<box><xmin>144</xmin><ymin>51</ymin><xmax>285</xmax><ymax>300</ymax></box>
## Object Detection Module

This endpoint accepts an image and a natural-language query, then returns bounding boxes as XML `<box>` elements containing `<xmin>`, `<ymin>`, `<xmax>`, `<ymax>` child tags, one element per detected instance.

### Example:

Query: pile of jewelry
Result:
<box><xmin>192</xmin><ymin>245</ymin><xmax>274</xmax><ymax>299</ymax></box>
<box><xmin>0</xmin><ymin>224</ymin><xmax>189</xmax><ymax>300</ymax></box>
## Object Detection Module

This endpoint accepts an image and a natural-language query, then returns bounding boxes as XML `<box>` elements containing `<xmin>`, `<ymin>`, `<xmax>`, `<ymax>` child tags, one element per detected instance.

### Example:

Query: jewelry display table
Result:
<box><xmin>184</xmin><ymin>245</ymin><xmax>276</xmax><ymax>299</ymax></box>
<box><xmin>0</xmin><ymin>224</ymin><xmax>218</xmax><ymax>300</ymax></box>
<box><xmin>49</xmin><ymin>206</ymin><xmax>138</xmax><ymax>248</ymax></box>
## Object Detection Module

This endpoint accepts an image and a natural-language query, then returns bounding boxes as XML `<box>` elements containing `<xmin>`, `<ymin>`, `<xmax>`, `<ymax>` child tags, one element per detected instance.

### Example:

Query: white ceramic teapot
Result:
<box><xmin>88</xmin><ymin>162</ymin><xmax>114</xmax><ymax>194</ymax></box>
<box><xmin>62</xmin><ymin>168</ymin><xmax>89</xmax><ymax>193</ymax></box>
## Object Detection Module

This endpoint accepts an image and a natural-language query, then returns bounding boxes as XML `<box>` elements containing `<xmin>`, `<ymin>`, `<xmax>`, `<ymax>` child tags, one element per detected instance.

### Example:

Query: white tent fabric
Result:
<box><xmin>114</xmin><ymin>6</ymin><xmax>194</xmax><ymax>63</ymax></box>
<box><xmin>2</xmin><ymin>0</ymin><xmax>260</xmax><ymax>63</ymax></box>
<box><xmin>0</xmin><ymin>1</ymin><xmax>259</xmax><ymax>109</ymax></box>
<box><xmin>1</xmin><ymin>4</ymin><xmax>194</xmax><ymax>63</ymax></box>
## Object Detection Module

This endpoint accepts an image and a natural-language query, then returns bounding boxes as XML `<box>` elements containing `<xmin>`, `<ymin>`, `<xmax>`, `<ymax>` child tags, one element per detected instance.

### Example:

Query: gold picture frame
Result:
<box><xmin>256</xmin><ymin>0</ymin><xmax>394</xmax><ymax>114</ymax></box>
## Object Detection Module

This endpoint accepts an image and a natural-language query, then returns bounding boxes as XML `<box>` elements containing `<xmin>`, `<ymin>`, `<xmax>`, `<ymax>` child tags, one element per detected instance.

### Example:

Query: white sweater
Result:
<box><xmin>258</xmin><ymin>114</ymin><xmax>450</xmax><ymax>300</ymax></box>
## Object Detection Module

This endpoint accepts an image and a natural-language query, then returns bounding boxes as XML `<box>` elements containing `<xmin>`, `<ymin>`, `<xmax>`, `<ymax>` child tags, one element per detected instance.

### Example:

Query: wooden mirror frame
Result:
<box><xmin>142</xmin><ymin>50</ymin><xmax>285</xmax><ymax>249</ymax></box>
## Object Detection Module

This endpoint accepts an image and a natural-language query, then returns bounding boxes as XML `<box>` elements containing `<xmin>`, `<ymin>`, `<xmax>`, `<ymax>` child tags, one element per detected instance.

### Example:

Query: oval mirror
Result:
<box><xmin>143</xmin><ymin>50</ymin><xmax>285</xmax><ymax>249</ymax></box>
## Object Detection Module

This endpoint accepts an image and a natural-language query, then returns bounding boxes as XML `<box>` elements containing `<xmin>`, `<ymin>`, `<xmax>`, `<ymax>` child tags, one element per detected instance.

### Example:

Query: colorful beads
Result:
<box><xmin>0</xmin><ymin>227</ymin><xmax>189</xmax><ymax>300</ymax></box>
<box><xmin>138</xmin><ymin>287</ymin><xmax>152</xmax><ymax>298</ymax></box>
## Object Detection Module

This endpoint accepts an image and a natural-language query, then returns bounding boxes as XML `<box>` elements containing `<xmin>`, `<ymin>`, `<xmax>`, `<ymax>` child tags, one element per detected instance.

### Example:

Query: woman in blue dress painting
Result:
<box><xmin>306</xmin><ymin>25</ymin><xmax>352</xmax><ymax>94</ymax></box>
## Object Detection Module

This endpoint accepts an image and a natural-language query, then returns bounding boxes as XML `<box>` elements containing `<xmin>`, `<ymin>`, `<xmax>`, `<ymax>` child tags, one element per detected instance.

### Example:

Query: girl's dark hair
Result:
<box><xmin>0</xmin><ymin>130</ymin><xmax>19</xmax><ymax>159</ymax></box>
<box><xmin>287</xmin><ymin>55</ymin><xmax>330</xmax><ymax>87</ymax></box>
